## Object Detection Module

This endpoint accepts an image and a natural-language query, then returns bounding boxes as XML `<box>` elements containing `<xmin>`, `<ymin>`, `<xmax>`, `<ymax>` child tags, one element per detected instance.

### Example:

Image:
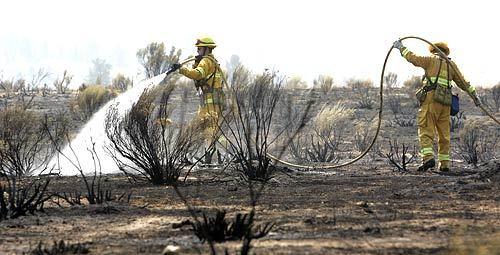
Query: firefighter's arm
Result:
<box><xmin>450</xmin><ymin>61</ymin><xmax>481</xmax><ymax>106</ymax></box>
<box><xmin>179</xmin><ymin>58</ymin><xmax>211</xmax><ymax>80</ymax></box>
<box><xmin>399</xmin><ymin>46</ymin><xmax>431</xmax><ymax>69</ymax></box>
<box><xmin>450</xmin><ymin>61</ymin><xmax>476</xmax><ymax>95</ymax></box>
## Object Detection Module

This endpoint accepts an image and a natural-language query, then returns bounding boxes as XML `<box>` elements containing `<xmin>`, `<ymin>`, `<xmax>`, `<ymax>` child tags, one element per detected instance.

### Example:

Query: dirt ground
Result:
<box><xmin>1</xmin><ymin>158</ymin><xmax>499</xmax><ymax>254</ymax></box>
<box><xmin>1</xmin><ymin>88</ymin><xmax>499</xmax><ymax>254</ymax></box>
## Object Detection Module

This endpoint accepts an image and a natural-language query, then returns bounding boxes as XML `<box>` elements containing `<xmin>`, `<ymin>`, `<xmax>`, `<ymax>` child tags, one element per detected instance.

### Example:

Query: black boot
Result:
<box><xmin>417</xmin><ymin>158</ymin><xmax>435</xmax><ymax>172</ymax></box>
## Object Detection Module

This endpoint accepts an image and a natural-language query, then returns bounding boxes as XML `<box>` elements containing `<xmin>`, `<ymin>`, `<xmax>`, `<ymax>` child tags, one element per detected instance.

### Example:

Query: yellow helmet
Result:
<box><xmin>429</xmin><ymin>42</ymin><xmax>450</xmax><ymax>56</ymax></box>
<box><xmin>195</xmin><ymin>37</ymin><xmax>216</xmax><ymax>48</ymax></box>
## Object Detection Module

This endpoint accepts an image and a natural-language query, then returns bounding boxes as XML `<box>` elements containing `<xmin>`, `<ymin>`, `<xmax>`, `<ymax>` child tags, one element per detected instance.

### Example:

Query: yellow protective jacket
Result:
<box><xmin>179</xmin><ymin>54</ymin><xmax>223</xmax><ymax>90</ymax></box>
<box><xmin>399</xmin><ymin>47</ymin><xmax>476</xmax><ymax>94</ymax></box>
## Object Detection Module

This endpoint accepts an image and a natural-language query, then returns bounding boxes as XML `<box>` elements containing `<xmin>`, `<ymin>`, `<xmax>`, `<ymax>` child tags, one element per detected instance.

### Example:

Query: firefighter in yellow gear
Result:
<box><xmin>393</xmin><ymin>40</ymin><xmax>482</xmax><ymax>172</ymax></box>
<box><xmin>171</xmin><ymin>37</ymin><xmax>226</xmax><ymax>164</ymax></box>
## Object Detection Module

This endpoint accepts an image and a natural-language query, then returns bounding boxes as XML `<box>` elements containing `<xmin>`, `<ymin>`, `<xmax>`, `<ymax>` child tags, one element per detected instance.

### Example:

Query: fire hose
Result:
<box><xmin>168</xmin><ymin>37</ymin><xmax>500</xmax><ymax>170</ymax></box>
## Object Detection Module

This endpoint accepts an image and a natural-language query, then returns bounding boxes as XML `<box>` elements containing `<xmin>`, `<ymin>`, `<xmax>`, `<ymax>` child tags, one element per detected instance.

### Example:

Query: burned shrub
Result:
<box><xmin>383</xmin><ymin>140</ymin><xmax>417</xmax><ymax>172</ymax></box>
<box><xmin>388</xmin><ymin>113</ymin><xmax>415</xmax><ymax>127</ymax></box>
<box><xmin>492</xmin><ymin>83</ymin><xmax>500</xmax><ymax>112</ymax></box>
<box><xmin>386</xmin><ymin>94</ymin><xmax>404</xmax><ymax>115</ymax></box>
<box><xmin>0</xmin><ymin>106</ymin><xmax>55</xmax><ymax>176</ymax></box>
<box><xmin>53</xmin><ymin>70</ymin><xmax>72</xmax><ymax>94</ymax></box>
<box><xmin>73</xmin><ymin>85</ymin><xmax>117</xmax><ymax>119</ymax></box>
<box><xmin>105</xmin><ymin>82</ymin><xmax>203</xmax><ymax>185</ymax></box>
<box><xmin>276</xmin><ymin>91</ymin><xmax>313</xmax><ymax>162</ymax></box>
<box><xmin>457</xmin><ymin>121</ymin><xmax>499</xmax><ymax>166</ymax></box>
<box><xmin>47</xmin><ymin>125</ymin><xmax>132</xmax><ymax>206</ymax></box>
<box><xmin>220</xmin><ymin>72</ymin><xmax>283</xmax><ymax>182</ymax></box>
<box><xmin>0</xmin><ymin>178</ymin><xmax>51</xmax><ymax>220</ymax></box>
<box><xmin>0</xmin><ymin>107</ymin><xmax>67</xmax><ymax>220</ymax></box>
<box><xmin>190</xmin><ymin>209</ymin><xmax>274</xmax><ymax>243</ymax></box>
<box><xmin>347</xmin><ymin>78</ymin><xmax>375</xmax><ymax>109</ymax></box>
<box><xmin>30</xmin><ymin>240</ymin><xmax>90</xmax><ymax>255</ymax></box>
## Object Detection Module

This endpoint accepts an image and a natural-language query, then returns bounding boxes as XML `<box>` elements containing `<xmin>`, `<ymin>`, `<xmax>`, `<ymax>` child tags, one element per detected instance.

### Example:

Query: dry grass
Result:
<box><xmin>444</xmin><ymin>231</ymin><xmax>500</xmax><ymax>255</ymax></box>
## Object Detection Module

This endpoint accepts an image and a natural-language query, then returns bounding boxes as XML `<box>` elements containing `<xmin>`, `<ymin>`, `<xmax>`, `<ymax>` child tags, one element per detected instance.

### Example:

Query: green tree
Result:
<box><xmin>136</xmin><ymin>42</ymin><xmax>181</xmax><ymax>78</ymax></box>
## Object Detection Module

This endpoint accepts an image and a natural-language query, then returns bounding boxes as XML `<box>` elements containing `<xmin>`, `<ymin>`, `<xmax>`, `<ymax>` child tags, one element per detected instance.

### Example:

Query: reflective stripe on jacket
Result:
<box><xmin>179</xmin><ymin>54</ymin><xmax>223</xmax><ymax>89</ymax></box>
<box><xmin>400</xmin><ymin>47</ymin><xmax>476</xmax><ymax>94</ymax></box>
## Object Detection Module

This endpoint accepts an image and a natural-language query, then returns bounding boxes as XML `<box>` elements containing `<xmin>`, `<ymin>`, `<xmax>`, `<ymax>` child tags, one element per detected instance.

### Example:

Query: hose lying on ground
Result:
<box><xmin>167</xmin><ymin>38</ymin><xmax>499</xmax><ymax>170</ymax></box>
<box><xmin>267</xmin><ymin>36</ymin><xmax>500</xmax><ymax>170</ymax></box>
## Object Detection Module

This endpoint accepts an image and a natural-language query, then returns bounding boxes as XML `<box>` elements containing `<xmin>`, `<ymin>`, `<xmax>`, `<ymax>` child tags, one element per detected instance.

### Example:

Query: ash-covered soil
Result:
<box><xmin>0</xmin><ymin>160</ymin><xmax>498</xmax><ymax>254</ymax></box>
<box><xmin>0</xmin><ymin>89</ymin><xmax>499</xmax><ymax>254</ymax></box>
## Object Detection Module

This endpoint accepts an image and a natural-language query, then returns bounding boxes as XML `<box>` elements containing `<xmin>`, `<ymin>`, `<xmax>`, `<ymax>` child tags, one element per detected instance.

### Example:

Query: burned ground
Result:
<box><xmin>0</xmin><ymin>88</ymin><xmax>499</xmax><ymax>254</ymax></box>
<box><xmin>1</xmin><ymin>161</ymin><xmax>498</xmax><ymax>254</ymax></box>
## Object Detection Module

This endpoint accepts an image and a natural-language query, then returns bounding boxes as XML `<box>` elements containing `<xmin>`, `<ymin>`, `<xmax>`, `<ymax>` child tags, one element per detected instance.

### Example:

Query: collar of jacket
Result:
<box><xmin>432</xmin><ymin>53</ymin><xmax>451</xmax><ymax>60</ymax></box>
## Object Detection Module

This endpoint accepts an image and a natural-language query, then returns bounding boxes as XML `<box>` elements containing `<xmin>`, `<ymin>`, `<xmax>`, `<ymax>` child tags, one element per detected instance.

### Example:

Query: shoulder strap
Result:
<box><xmin>424</xmin><ymin>56</ymin><xmax>442</xmax><ymax>86</ymax></box>
<box><xmin>446</xmin><ymin>60</ymin><xmax>451</xmax><ymax>87</ymax></box>
<box><xmin>202</xmin><ymin>55</ymin><xmax>227</xmax><ymax>89</ymax></box>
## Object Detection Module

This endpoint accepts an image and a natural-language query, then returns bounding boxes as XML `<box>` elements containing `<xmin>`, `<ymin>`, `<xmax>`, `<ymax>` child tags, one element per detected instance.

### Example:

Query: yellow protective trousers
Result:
<box><xmin>195</xmin><ymin>90</ymin><xmax>225</xmax><ymax>150</ymax></box>
<box><xmin>417</xmin><ymin>90</ymin><xmax>451</xmax><ymax>168</ymax></box>
<box><xmin>197</xmin><ymin>103</ymin><xmax>222</xmax><ymax>142</ymax></box>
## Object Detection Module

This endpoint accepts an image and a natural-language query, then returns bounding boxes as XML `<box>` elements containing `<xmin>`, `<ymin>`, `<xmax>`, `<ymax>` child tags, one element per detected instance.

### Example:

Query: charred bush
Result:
<box><xmin>48</xmin><ymin>133</ymin><xmax>132</xmax><ymax>206</ymax></box>
<box><xmin>52</xmin><ymin>190</ymin><xmax>83</xmax><ymax>206</ymax></box>
<box><xmin>276</xmin><ymin>92</ymin><xmax>314</xmax><ymax>163</ymax></box>
<box><xmin>53</xmin><ymin>184</ymin><xmax>131</xmax><ymax>207</ymax></box>
<box><xmin>0</xmin><ymin>177</ymin><xmax>52</xmax><ymax>220</ymax></box>
<box><xmin>386</xmin><ymin>94</ymin><xmax>404</xmax><ymax>115</ymax></box>
<box><xmin>356</xmin><ymin>95</ymin><xmax>375</xmax><ymax>109</ymax></box>
<box><xmin>457</xmin><ymin>121</ymin><xmax>499</xmax><ymax>166</ymax></box>
<box><xmin>388</xmin><ymin>113</ymin><xmax>415</xmax><ymax>127</ymax></box>
<box><xmin>384</xmin><ymin>140</ymin><xmax>417</xmax><ymax>172</ymax></box>
<box><xmin>0</xmin><ymin>106</ymin><xmax>65</xmax><ymax>221</ymax></box>
<box><xmin>347</xmin><ymin>78</ymin><xmax>375</xmax><ymax>109</ymax></box>
<box><xmin>30</xmin><ymin>240</ymin><xmax>90</xmax><ymax>255</ymax></box>
<box><xmin>220</xmin><ymin>72</ymin><xmax>283</xmax><ymax>182</ymax></box>
<box><xmin>492</xmin><ymin>83</ymin><xmax>500</xmax><ymax>112</ymax></box>
<box><xmin>53</xmin><ymin>70</ymin><xmax>72</xmax><ymax>95</ymax></box>
<box><xmin>105</xmin><ymin>82</ymin><xmax>203</xmax><ymax>185</ymax></box>
<box><xmin>190</xmin><ymin>209</ymin><xmax>274</xmax><ymax>243</ymax></box>
<box><xmin>0</xmin><ymin>106</ymin><xmax>55</xmax><ymax>176</ymax></box>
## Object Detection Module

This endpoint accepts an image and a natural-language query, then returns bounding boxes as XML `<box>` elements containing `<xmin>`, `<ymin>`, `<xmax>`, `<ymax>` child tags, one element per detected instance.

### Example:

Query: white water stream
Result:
<box><xmin>50</xmin><ymin>73</ymin><xmax>168</xmax><ymax>175</ymax></box>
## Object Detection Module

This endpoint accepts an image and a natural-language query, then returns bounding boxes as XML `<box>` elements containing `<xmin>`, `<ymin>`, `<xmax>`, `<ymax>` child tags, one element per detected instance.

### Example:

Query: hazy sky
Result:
<box><xmin>0</xmin><ymin>0</ymin><xmax>498</xmax><ymax>88</ymax></box>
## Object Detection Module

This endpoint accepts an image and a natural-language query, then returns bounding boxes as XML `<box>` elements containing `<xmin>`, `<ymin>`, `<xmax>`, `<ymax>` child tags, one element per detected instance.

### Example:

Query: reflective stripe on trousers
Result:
<box><xmin>417</xmin><ymin>90</ymin><xmax>451</xmax><ymax>163</ymax></box>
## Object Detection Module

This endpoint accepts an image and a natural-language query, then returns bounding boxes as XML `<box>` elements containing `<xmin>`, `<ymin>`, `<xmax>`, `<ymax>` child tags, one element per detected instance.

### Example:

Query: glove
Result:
<box><xmin>393</xmin><ymin>40</ymin><xmax>403</xmax><ymax>50</ymax></box>
<box><xmin>471</xmin><ymin>92</ymin><xmax>482</xmax><ymax>107</ymax></box>
<box><xmin>170</xmin><ymin>63</ymin><xmax>182</xmax><ymax>72</ymax></box>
